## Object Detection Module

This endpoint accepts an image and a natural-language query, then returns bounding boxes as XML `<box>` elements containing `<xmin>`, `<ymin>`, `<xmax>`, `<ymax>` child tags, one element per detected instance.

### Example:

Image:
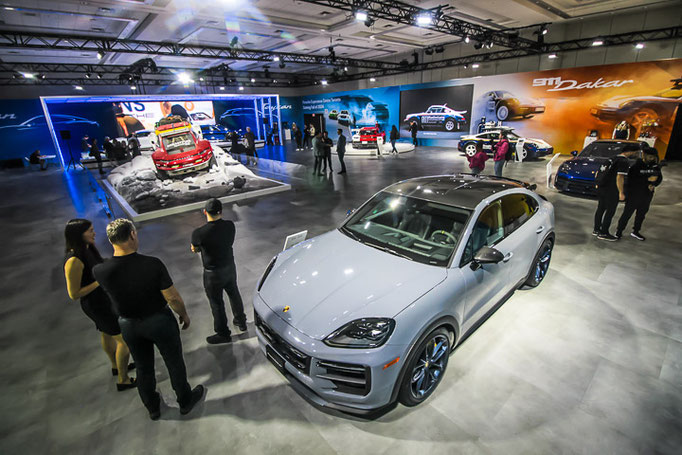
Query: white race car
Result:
<box><xmin>404</xmin><ymin>104</ymin><xmax>467</xmax><ymax>132</ymax></box>
<box><xmin>337</xmin><ymin>110</ymin><xmax>355</xmax><ymax>126</ymax></box>
<box><xmin>134</xmin><ymin>130</ymin><xmax>157</xmax><ymax>151</ymax></box>
<box><xmin>458</xmin><ymin>126</ymin><xmax>553</xmax><ymax>160</ymax></box>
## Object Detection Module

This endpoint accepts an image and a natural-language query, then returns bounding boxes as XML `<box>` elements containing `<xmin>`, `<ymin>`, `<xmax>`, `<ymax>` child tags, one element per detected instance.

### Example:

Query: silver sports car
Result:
<box><xmin>254</xmin><ymin>174</ymin><xmax>555</xmax><ymax>414</ymax></box>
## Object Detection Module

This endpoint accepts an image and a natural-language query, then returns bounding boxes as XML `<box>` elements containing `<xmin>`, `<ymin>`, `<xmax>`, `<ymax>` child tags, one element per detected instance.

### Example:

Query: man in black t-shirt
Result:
<box><xmin>94</xmin><ymin>219</ymin><xmax>204</xmax><ymax>420</ymax></box>
<box><xmin>191</xmin><ymin>199</ymin><xmax>247</xmax><ymax>345</ymax></box>
<box><xmin>593</xmin><ymin>145</ymin><xmax>640</xmax><ymax>241</ymax></box>
<box><xmin>616</xmin><ymin>147</ymin><xmax>663</xmax><ymax>241</ymax></box>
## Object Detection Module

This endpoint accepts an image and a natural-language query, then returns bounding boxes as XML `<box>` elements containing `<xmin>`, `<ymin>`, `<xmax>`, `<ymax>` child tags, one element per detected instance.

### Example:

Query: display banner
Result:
<box><xmin>0</xmin><ymin>99</ymin><xmax>56</xmax><ymax>161</ymax></box>
<box><xmin>300</xmin><ymin>86</ymin><xmax>400</xmax><ymax>140</ymax></box>
<box><xmin>120</xmin><ymin>100</ymin><xmax>215</xmax><ymax>131</ymax></box>
<box><xmin>400</xmin><ymin>85</ymin><xmax>474</xmax><ymax>139</ymax></box>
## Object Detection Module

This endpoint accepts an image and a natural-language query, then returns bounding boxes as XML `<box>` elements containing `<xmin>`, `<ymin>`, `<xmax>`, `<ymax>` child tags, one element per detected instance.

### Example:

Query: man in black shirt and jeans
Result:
<box><xmin>94</xmin><ymin>219</ymin><xmax>204</xmax><ymax>420</ymax></box>
<box><xmin>191</xmin><ymin>199</ymin><xmax>247</xmax><ymax>345</ymax></box>
<box><xmin>593</xmin><ymin>145</ymin><xmax>640</xmax><ymax>241</ymax></box>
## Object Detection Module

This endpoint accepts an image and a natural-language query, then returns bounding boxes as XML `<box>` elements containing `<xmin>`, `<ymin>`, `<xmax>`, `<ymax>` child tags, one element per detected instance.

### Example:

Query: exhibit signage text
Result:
<box><xmin>532</xmin><ymin>76</ymin><xmax>634</xmax><ymax>92</ymax></box>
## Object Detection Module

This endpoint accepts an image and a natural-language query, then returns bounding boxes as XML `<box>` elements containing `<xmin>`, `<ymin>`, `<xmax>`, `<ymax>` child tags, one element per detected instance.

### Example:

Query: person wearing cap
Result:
<box><xmin>615</xmin><ymin>147</ymin><xmax>663</xmax><ymax>241</ymax></box>
<box><xmin>191</xmin><ymin>198</ymin><xmax>247</xmax><ymax>344</ymax></box>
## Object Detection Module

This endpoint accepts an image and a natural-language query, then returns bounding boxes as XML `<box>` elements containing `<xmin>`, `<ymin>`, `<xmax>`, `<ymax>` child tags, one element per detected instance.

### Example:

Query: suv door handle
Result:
<box><xmin>536</xmin><ymin>226</ymin><xmax>545</xmax><ymax>234</ymax></box>
<box><xmin>503</xmin><ymin>252</ymin><xmax>513</xmax><ymax>262</ymax></box>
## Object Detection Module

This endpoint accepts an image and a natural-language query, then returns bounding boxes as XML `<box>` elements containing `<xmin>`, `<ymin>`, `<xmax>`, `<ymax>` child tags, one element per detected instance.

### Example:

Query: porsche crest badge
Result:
<box><xmin>283</xmin><ymin>306</ymin><xmax>290</xmax><ymax>313</ymax></box>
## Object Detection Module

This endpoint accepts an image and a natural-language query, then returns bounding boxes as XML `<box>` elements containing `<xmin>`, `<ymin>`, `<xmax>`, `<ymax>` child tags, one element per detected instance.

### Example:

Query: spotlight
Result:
<box><xmin>130</xmin><ymin>85</ymin><xmax>137</xmax><ymax>90</ymax></box>
<box><xmin>343</xmin><ymin>66</ymin><xmax>348</xmax><ymax>72</ymax></box>
<box><xmin>464</xmin><ymin>35</ymin><xmax>470</xmax><ymax>44</ymax></box>
<box><xmin>425</xmin><ymin>48</ymin><xmax>434</xmax><ymax>56</ymax></box>
<box><xmin>435</xmin><ymin>45</ymin><xmax>444</xmax><ymax>53</ymax></box>
<box><xmin>488</xmin><ymin>41</ymin><xmax>494</xmax><ymax>49</ymax></box>
<box><xmin>321</xmin><ymin>79</ymin><xmax>328</xmax><ymax>85</ymax></box>
<box><xmin>463</xmin><ymin>64</ymin><xmax>468</xmax><ymax>69</ymax></box>
<box><xmin>548</xmin><ymin>53</ymin><xmax>558</xmax><ymax>59</ymax></box>
<box><xmin>250</xmin><ymin>78</ymin><xmax>255</xmax><ymax>83</ymax></box>
<box><xmin>38</xmin><ymin>74</ymin><xmax>46</xmax><ymax>80</ymax></box>
<box><xmin>273</xmin><ymin>79</ymin><xmax>277</xmax><ymax>83</ymax></box>
<box><xmin>541</xmin><ymin>25</ymin><xmax>548</xmax><ymax>35</ymax></box>
<box><xmin>238</xmin><ymin>86</ymin><xmax>244</xmax><ymax>91</ymax></box>
<box><xmin>473</xmin><ymin>41</ymin><xmax>483</xmax><ymax>50</ymax></box>
<box><xmin>416</xmin><ymin>14</ymin><xmax>431</xmax><ymax>26</ymax></box>
<box><xmin>369</xmin><ymin>35</ymin><xmax>375</xmax><ymax>40</ymax></box>
<box><xmin>219</xmin><ymin>86</ymin><xmax>225</xmax><ymax>90</ymax></box>
<box><xmin>177</xmin><ymin>72</ymin><xmax>192</xmax><ymax>84</ymax></box>
<box><xmin>273</xmin><ymin>56</ymin><xmax>280</xmax><ymax>62</ymax></box>
<box><xmin>364</xmin><ymin>17</ymin><xmax>375</xmax><ymax>28</ymax></box>
<box><xmin>74</xmin><ymin>85</ymin><xmax>84</xmax><ymax>90</ymax></box>
<box><xmin>199</xmin><ymin>77</ymin><xmax>204</xmax><ymax>81</ymax></box>
<box><xmin>635</xmin><ymin>42</ymin><xmax>645</xmax><ymax>49</ymax></box>
<box><xmin>230</xmin><ymin>36</ymin><xmax>239</xmax><ymax>47</ymax></box>
<box><xmin>355</xmin><ymin>11</ymin><xmax>368</xmax><ymax>22</ymax></box>
<box><xmin>472</xmin><ymin>63</ymin><xmax>480</xmax><ymax>68</ymax></box>
<box><xmin>592</xmin><ymin>39</ymin><xmax>604</xmax><ymax>46</ymax></box>
<box><xmin>21</xmin><ymin>72</ymin><xmax>35</xmax><ymax>79</ymax></box>
<box><xmin>97</xmin><ymin>73</ymin><xmax>103</xmax><ymax>79</ymax></box>
<box><xmin>279</xmin><ymin>61</ymin><xmax>286</xmax><ymax>69</ymax></box>
<box><xmin>370</xmin><ymin>77</ymin><xmax>376</xmax><ymax>82</ymax></box>
<box><xmin>97</xmin><ymin>51</ymin><xmax>104</xmax><ymax>60</ymax></box>
<box><xmin>85</xmin><ymin>73</ymin><xmax>91</xmax><ymax>79</ymax></box>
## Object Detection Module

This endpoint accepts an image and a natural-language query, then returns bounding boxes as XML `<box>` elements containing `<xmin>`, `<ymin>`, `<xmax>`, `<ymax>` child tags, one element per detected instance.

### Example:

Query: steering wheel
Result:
<box><xmin>429</xmin><ymin>230</ymin><xmax>456</xmax><ymax>245</ymax></box>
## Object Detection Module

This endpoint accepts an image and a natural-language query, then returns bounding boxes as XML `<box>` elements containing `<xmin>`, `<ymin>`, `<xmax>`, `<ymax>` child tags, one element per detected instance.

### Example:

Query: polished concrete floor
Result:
<box><xmin>1</xmin><ymin>145</ymin><xmax>681</xmax><ymax>455</ymax></box>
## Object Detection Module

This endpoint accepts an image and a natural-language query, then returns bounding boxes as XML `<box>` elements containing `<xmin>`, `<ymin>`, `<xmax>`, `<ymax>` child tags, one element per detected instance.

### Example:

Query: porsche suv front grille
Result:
<box><xmin>255</xmin><ymin>312</ymin><xmax>310</xmax><ymax>374</ymax></box>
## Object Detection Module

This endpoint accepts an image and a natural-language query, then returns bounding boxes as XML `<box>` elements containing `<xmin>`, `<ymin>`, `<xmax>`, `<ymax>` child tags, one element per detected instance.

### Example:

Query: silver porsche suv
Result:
<box><xmin>254</xmin><ymin>174</ymin><xmax>555</xmax><ymax>414</ymax></box>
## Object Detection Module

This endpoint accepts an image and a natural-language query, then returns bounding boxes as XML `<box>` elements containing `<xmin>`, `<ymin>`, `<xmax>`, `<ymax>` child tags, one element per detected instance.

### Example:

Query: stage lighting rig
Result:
<box><xmin>425</xmin><ymin>48</ymin><xmax>433</xmax><ymax>56</ymax></box>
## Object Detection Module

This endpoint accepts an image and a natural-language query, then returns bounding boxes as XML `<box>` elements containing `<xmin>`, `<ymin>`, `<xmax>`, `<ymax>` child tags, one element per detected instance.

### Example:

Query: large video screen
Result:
<box><xmin>400</xmin><ymin>85</ymin><xmax>474</xmax><ymax>139</ymax></box>
<box><xmin>120</xmin><ymin>100</ymin><xmax>216</xmax><ymax>131</ymax></box>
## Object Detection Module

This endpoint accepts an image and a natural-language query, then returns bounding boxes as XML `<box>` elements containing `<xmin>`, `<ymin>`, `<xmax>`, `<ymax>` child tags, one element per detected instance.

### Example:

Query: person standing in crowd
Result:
<box><xmin>409</xmin><ymin>121</ymin><xmax>419</xmax><ymax>147</ymax></box>
<box><xmin>191</xmin><ymin>199</ymin><xmax>248</xmax><ymax>344</ymax></box>
<box><xmin>229</xmin><ymin>130</ymin><xmax>240</xmax><ymax>155</ymax></box>
<box><xmin>94</xmin><ymin>219</ymin><xmax>204</xmax><ymax>420</ymax></box>
<box><xmin>63</xmin><ymin>219</ymin><xmax>135</xmax><ymax>391</ymax></box>
<box><xmin>390</xmin><ymin>125</ymin><xmax>399</xmax><ymax>155</ymax></box>
<box><xmin>322</xmin><ymin>131</ymin><xmax>333</xmax><ymax>172</ymax></box>
<box><xmin>29</xmin><ymin>149</ymin><xmax>48</xmax><ymax>171</ymax></box>
<box><xmin>90</xmin><ymin>138</ymin><xmax>104</xmax><ymax>175</ymax></box>
<box><xmin>302</xmin><ymin>124</ymin><xmax>311</xmax><ymax>150</ymax></box>
<box><xmin>244</xmin><ymin>127</ymin><xmax>257</xmax><ymax>165</ymax></box>
<box><xmin>103</xmin><ymin>137</ymin><xmax>114</xmax><ymax>160</ymax></box>
<box><xmin>312</xmin><ymin>131</ymin><xmax>324</xmax><ymax>176</ymax></box>
<box><xmin>309</xmin><ymin>123</ymin><xmax>316</xmax><ymax>140</ymax></box>
<box><xmin>467</xmin><ymin>143</ymin><xmax>488</xmax><ymax>175</ymax></box>
<box><xmin>127</xmin><ymin>134</ymin><xmax>141</xmax><ymax>158</ymax></box>
<box><xmin>493</xmin><ymin>131</ymin><xmax>509</xmax><ymax>177</ymax></box>
<box><xmin>81</xmin><ymin>134</ymin><xmax>91</xmax><ymax>157</ymax></box>
<box><xmin>615</xmin><ymin>147</ymin><xmax>663</xmax><ymax>241</ymax></box>
<box><xmin>336</xmin><ymin>128</ymin><xmax>347</xmax><ymax>174</ymax></box>
<box><xmin>292</xmin><ymin>123</ymin><xmax>303</xmax><ymax>151</ymax></box>
<box><xmin>593</xmin><ymin>144</ymin><xmax>640</xmax><ymax>241</ymax></box>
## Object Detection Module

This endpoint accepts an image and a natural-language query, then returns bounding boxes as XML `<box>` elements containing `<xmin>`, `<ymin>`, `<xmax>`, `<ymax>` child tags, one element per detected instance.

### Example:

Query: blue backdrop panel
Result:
<box><xmin>213</xmin><ymin>99</ymin><xmax>261</xmax><ymax>136</ymax></box>
<box><xmin>0</xmin><ymin>99</ymin><xmax>55</xmax><ymax>161</ymax></box>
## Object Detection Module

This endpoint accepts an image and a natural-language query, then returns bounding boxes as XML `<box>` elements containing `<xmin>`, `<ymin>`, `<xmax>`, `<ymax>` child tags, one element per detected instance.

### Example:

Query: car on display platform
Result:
<box><xmin>151</xmin><ymin>121</ymin><xmax>215</xmax><ymax>179</ymax></box>
<box><xmin>134</xmin><ymin>130</ymin><xmax>157</xmax><ymax>151</ymax></box>
<box><xmin>554</xmin><ymin>139</ymin><xmax>644</xmax><ymax>196</ymax></box>
<box><xmin>351</xmin><ymin>126</ymin><xmax>386</xmax><ymax>148</ymax></box>
<box><xmin>337</xmin><ymin>110</ymin><xmax>355</xmax><ymax>126</ymax></box>
<box><xmin>189</xmin><ymin>111</ymin><xmax>214</xmax><ymax>125</ymax></box>
<box><xmin>458</xmin><ymin>126</ymin><xmax>553</xmax><ymax>160</ymax></box>
<box><xmin>200</xmin><ymin>124</ymin><xmax>232</xmax><ymax>146</ymax></box>
<box><xmin>589</xmin><ymin>77</ymin><xmax>682</xmax><ymax>129</ymax></box>
<box><xmin>404</xmin><ymin>105</ymin><xmax>467</xmax><ymax>132</ymax></box>
<box><xmin>483</xmin><ymin>91</ymin><xmax>546</xmax><ymax>121</ymax></box>
<box><xmin>329</xmin><ymin>109</ymin><xmax>339</xmax><ymax>120</ymax></box>
<box><xmin>254</xmin><ymin>173</ymin><xmax>555</xmax><ymax>414</ymax></box>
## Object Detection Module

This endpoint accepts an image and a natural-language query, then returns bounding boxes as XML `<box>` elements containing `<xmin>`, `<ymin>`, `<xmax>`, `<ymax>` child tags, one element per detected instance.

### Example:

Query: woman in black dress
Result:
<box><xmin>64</xmin><ymin>219</ymin><xmax>136</xmax><ymax>391</ymax></box>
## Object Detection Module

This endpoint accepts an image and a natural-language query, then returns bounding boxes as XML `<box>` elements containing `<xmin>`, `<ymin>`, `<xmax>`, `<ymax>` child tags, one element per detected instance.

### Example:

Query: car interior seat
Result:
<box><xmin>398</xmin><ymin>207</ymin><xmax>432</xmax><ymax>238</ymax></box>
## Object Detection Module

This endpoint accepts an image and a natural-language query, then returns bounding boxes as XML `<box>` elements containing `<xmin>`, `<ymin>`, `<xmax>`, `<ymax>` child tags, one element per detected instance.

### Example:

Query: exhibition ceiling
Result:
<box><xmin>0</xmin><ymin>0</ymin><xmax>678</xmax><ymax>88</ymax></box>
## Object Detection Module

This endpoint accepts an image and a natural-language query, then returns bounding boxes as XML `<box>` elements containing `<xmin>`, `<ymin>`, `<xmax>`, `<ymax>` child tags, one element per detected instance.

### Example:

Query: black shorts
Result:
<box><xmin>80</xmin><ymin>290</ymin><xmax>121</xmax><ymax>336</ymax></box>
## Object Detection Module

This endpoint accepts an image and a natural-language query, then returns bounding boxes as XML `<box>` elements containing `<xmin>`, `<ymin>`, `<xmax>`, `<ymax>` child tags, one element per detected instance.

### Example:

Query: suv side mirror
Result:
<box><xmin>471</xmin><ymin>246</ymin><xmax>504</xmax><ymax>270</ymax></box>
<box><xmin>570</xmin><ymin>150</ymin><xmax>578</xmax><ymax>157</ymax></box>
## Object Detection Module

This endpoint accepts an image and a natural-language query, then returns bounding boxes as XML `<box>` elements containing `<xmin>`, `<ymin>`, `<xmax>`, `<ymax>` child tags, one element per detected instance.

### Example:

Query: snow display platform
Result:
<box><xmin>334</xmin><ymin>142</ymin><xmax>415</xmax><ymax>156</ymax></box>
<box><xmin>103</xmin><ymin>146</ymin><xmax>290</xmax><ymax>222</ymax></box>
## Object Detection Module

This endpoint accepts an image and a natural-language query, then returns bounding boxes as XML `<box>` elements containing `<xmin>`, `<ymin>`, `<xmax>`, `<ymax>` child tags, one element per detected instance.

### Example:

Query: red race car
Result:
<box><xmin>152</xmin><ymin>121</ymin><xmax>215</xmax><ymax>179</ymax></box>
<box><xmin>351</xmin><ymin>126</ymin><xmax>386</xmax><ymax>149</ymax></box>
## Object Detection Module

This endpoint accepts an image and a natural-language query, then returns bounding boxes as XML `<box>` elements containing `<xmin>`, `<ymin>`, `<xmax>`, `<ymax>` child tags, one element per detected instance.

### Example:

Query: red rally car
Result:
<box><xmin>152</xmin><ymin>121</ymin><xmax>215</xmax><ymax>179</ymax></box>
<box><xmin>351</xmin><ymin>126</ymin><xmax>387</xmax><ymax>149</ymax></box>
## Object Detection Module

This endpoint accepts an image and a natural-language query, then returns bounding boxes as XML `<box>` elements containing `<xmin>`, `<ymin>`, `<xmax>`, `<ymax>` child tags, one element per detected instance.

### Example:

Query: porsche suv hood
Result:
<box><xmin>258</xmin><ymin>230</ymin><xmax>447</xmax><ymax>340</ymax></box>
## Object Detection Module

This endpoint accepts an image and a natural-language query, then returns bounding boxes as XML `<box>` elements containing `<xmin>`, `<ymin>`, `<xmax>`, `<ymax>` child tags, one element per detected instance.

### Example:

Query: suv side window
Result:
<box><xmin>460</xmin><ymin>200</ymin><xmax>503</xmax><ymax>266</ymax></box>
<box><xmin>500</xmin><ymin>193</ymin><xmax>538</xmax><ymax>236</ymax></box>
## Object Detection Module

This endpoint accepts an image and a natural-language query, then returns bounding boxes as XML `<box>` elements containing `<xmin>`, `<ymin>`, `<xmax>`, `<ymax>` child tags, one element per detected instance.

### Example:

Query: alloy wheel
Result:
<box><xmin>534</xmin><ymin>244</ymin><xmax>552</xmax><ymax>283</ymax></box>
<box><xmin>445</xmin><ymin>120</ymin><xmax>455</xmax><ymax>131</ymax></box>
<box><xmin>410</xmin><ymin>334</ymin><xmax>449</xmax><ymax>399</ymax></box>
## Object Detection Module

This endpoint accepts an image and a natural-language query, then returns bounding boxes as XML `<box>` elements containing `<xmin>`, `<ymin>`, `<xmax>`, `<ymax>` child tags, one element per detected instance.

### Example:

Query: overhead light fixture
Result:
<box><xmin>369</xmin><ymin>35</ymin><xmax>375</xmax><ymax>40</ymax></box>
<box><xmin>177</xmin><ymin>72</ymin><xmax>192</xmax><ymax>84</ymax></box>
<box><xmin>96</xmin><ymin>73</ymin><xmax>103</xmax><ymax>79</ymax></box>
<box><xmin>238</xmin><ymin>86</ymin><xmax>244</xmax><ymax>91</ymax></box>
<box><xmin>74</xmin><ymin>85</ymin><xmax>84</xmax><ymax>90</ymax></box>
<box><xmin>273</xmin><ymin>79</ymin><xmax>277</xmax><ymax>83</ymax></box>
<box><xmin>472</xmin><ymin>63</ymin><xmax>479</xmax><ymax>68</ymax></box>
<box><xmin>435</xmin><ymin>45</ymin><xmax>444</xmax><ymax>53</ymax></box>
<box><xmin>321</xmin><ymin>79</ymin><xmax>328</xmax><ymax>85</ymax></box>
<box><xmin>412</xmin><ymin>50</ymin><xmax>419</xmax><ymax>66</ymax></box>
<box><xmin>370</xmin><ymin>77</ymin><xmax>376</xmax><ymax>82</ymax></box>
<box><xmin>473</xmin><ymin>41</ymin><xmax>483</xmax><ymax>50</ymax></box>
<box><xmin>364</xmin><ymin>17</ymin><xmax>375</xmax><ymax>27</ymax></box>
<box><xmin>4</xmin><ymin>6</ymin><xmax>15</xmax><ymax>10</ymax></box>
<box><xmin>635</xmin><ymin>42</ymin><xmax>645</xmax><ymax>50</ymax></box>
<box><xmin>130</xmin><ymin>86</ymin><xmax>137</xmax><ymax>90</ymax></box>
<box><xmin>425</xmin><ymin>48</ymin><xmax>434</xmax><ymax>56</ymax></box>
<box><xmin>548</xmin><ymin>53</ymin><xmax>558</xmax><ymax>59</ymax></box>
<box><xmin>343</xmin><ymin>66</ymin><xmax>348</xmax><ymax>72</ymax></box>
<box><xmin>199</xmin><ymin>77</ymin><xmax>204</xmax><ymax>81</ymax></box>
<box><xmin>21</xmin><ymin>72</ymin><xmax>35</xmax><ymax>79</ymax></box>
<box><xmin>463</xmin><ymin>64</ymin><xmax>468</xmax><ymax>69</ymax></box>
<box><xmin>355</xmin><ymin>11</ymin><xmax>368</xmax><ymax>22</ymax></box>
<box><xmin>464</xmin><ymin>35</ymin><xmax>470</xmax><ymax>44</ymax></box>
<box><xmin>230</xmin><ymin>36</ymin><xmax>239</xmax><ymax>47</ymax></box>
<box><xmin>416</xmin><ymin>14</ymin><xmax>432</xmax><ymax>26</ymax></box>
<box><xmin>97</xmin><ymin>51</ymin><xmax>104</xmax><ymax>60</ymax></box>
<box><xmin>541</xmin><ymin>25</ymin><xmax>548</xmax><ymax>35</ymax></box>
<box><xmin>84</xmin><ymin>73</ymin><xmax>91</xmax><ymax>79</ymax></box>
<box><xmin>273</xmin><ymin>56</ymin><xmax>280</xmax><ymax>62</ymax></box>
<box><xmin>219</xmin><ymin>86</ymin><xmax>225</xmax><ymax>90</ymax></box>
<box><xmin>279</xmin><ymin>61</ymin><xmax>286</xmax><ymax>69</ymax></box>
<box><xmin>592</xmin><ymin>39</ymin><xmax>604</xmax><ymax>46</ymax></box>
<box><xmin>38</xmin><ymin>74</ymin><xmax>46</xmax><ymax>80</ymax></box>
<box><xmin>250</xmin><ymin>78</ymin><xmax>255</xmax><ymax>83</ymax></box>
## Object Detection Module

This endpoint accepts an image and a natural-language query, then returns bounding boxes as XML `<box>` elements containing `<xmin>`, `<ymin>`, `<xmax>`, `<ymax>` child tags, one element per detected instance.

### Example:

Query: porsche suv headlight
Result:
<box><xmin>324</xmin><ymin>318</ymin><xmax>395</xmax><ymax>348</ymax></box>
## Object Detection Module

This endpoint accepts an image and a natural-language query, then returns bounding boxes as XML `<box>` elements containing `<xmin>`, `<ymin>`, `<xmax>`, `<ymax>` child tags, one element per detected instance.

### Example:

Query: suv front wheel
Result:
<box><xmin>398</xmin><ymin>327</ymin><xmax>451</xmax><ymax>407</ymax></box>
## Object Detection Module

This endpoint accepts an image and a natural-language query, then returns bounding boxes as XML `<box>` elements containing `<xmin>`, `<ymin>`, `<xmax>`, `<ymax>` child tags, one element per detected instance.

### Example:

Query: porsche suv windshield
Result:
<box><xmin>340</xmin><ymin>192</ymin><xmax>472</xmax><ymax>266</ymax></box>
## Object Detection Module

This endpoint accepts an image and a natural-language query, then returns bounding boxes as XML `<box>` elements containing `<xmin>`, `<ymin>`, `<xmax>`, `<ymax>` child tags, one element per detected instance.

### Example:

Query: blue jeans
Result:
<box><xmin>391</xmin><ymin>139</ymin><xmax>397</xmax><ymax>152</ymax></box>
<box><xmin>494</xmin><ymin>160</ymin><xmax>504</xmax><ymax>177</ymax></box>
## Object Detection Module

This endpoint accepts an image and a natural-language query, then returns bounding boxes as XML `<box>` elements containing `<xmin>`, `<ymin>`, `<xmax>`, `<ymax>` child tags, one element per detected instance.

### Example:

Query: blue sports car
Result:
<box><xmin>554</xmin><ymin>140</ymin><xmax>644</xmax><ymax>196</ymax></box>
<box><xmin>200</xmin><ymin>124</ymin><xmax>232</xmax><ymax>146</ymax></box>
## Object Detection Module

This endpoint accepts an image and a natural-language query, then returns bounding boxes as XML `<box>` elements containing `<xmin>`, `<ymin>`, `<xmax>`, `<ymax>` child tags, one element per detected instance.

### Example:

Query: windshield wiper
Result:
<box><xmin>340</xmin><ymin>226</ymin><xmax>363</xmax><ymax>243</ymax></box>
<box><xmin>365</xmin><ymin>242</ymin><xmax>414</xmax><ymax>261</ymax></box>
